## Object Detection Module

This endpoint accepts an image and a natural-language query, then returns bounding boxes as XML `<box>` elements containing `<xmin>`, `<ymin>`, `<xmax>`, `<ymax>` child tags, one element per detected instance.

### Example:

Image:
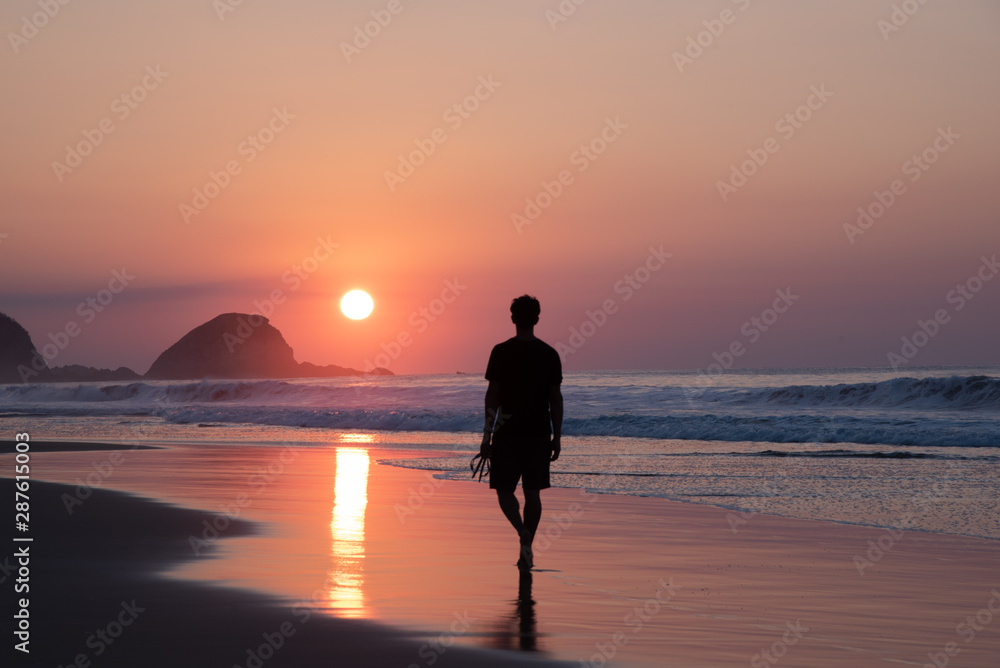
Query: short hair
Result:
<box><xmin>510</xmin><ymin>294</ymin><xmax>540</xmax><ymax>326</ymax></box>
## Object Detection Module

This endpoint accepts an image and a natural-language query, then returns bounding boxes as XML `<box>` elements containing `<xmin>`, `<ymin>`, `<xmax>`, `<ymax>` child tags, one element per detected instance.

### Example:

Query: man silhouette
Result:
<box><xmin>481</xmin><ymin>295</ymin><xmax>563</xmax><ymax>569</ymax></box>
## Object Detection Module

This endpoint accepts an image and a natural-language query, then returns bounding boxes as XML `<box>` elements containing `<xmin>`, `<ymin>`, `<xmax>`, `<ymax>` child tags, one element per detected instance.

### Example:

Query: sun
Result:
<box><xmin>340</xmin><ymin>290</ymin><xmax>374</xmax><ymax>320</ymax></box>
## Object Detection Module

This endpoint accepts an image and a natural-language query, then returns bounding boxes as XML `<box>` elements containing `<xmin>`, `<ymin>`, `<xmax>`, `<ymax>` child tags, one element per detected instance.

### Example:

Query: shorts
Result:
<box><xmin>489</xmin><ymin>434</ymin><xmax>552</xmax><ymax>491</ymax></box>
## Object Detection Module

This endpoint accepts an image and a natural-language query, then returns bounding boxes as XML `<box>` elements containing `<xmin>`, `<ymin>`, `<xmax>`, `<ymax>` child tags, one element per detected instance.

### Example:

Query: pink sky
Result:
<box><xmin>1</xmin><ymin>0</ymin><xmax>998</xmax><ymax>375</ymax></box>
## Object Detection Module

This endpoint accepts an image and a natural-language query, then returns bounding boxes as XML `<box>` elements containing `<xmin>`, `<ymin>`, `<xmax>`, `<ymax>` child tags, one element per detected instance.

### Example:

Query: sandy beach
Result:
<box><xmin>4</xmin><ymin>440</ymin><xmax>999</xmax><ymax>667</ymax></box>
<box><xmin>2</xmin><ymin>466</ymin><xmax>569</xmax><ymax>667</ymax></box>
<box><xmin>5</xmin><ymin>1</ymin><xmax>999</xmax><ymax>665</ymax></box>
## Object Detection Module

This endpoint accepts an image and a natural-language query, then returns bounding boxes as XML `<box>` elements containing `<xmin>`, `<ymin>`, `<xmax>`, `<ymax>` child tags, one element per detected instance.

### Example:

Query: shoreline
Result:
<box><xmin>2</xmin><ymin>475</ymin><xmax>572</xmax><ymax>667</ymax></box>
<box><xmin>378</xmin><ymin>453</ymin><xmax>1000</xmax><ymax>542</ymax></box>
<box><xmin>5</xmin><ymin>439</ymin><xmax>1000</xmax><ymax>665</ymax></box>
<box><xmin>26</xmin><ymin>437</ymin><xmax>1000</xmax><ymax>543</ymax></box>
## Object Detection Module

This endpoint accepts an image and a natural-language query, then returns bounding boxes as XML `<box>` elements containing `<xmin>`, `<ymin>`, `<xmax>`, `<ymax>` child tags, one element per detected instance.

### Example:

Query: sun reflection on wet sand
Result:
<box><xmin>327</xmin><ymin>445</ymin><xmax>370</xmax><ymax>618</ymax></box>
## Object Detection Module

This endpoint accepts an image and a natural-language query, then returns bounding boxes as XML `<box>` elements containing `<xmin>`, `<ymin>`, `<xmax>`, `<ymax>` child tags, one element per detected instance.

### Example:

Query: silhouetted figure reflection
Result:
<box><xmin>490</xmin><ymin>568</ymin><xmax>540</xmax><ymax>652</ymax></box>
<box><xmin>515</xmin><ymin>569</ymin><xmax>538</xmax><ymax>651</ymax></box>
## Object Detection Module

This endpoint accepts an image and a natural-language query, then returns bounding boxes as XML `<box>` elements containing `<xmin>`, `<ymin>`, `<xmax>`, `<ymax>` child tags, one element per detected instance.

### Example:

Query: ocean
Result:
<box><xmin>2</xmin><ymin>366</ymin><xmax>998</xmax><ymax>540</ymax></box>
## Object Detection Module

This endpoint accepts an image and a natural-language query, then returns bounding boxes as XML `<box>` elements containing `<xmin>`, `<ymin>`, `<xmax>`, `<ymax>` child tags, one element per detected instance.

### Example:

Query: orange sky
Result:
<box><xmin>1</xmin><ymin>0</ymin><xmax>998</xmax><ymax>374</ymax></box>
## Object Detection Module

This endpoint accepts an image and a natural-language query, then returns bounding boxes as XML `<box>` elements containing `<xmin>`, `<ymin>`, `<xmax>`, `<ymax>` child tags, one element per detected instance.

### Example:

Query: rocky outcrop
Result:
<box><xmin>144</xmin><ymin>313</ymin><xmax>386</xmax><ymax>379</ymax></box>
<box><xmin>145</xmin><ymin>313</ymin><xmax>301</xmax><ymax>379</ymax></box>
<box><xmin>1</xmin><ymin>311</ymin><xmax>388</xmax><ymax>383</ymax></box>
<box><xmin>0</xmin><ymin>312</ymin><xmax>47</xmax><ymax>383</ymax></box>
<box><xmin>1</xmin><ymin>312</ymin><xmax>143</xmax><ymax>383</ymax></box>
<box><xmin>46</xmin><ymin>365</ymin><xmax>141</xmax><ymax>382</ymax></box>
<box><xmin>297</xmin><ymin>361</ymin><xmax>360</xmax><ymax>377</ymax></box>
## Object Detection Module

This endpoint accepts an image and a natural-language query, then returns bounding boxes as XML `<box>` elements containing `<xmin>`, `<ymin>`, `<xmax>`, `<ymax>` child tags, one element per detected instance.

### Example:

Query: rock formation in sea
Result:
<box><xmin>0</xmin><ymin>312</ymin><xmax>47</xmax><ymax>383</ymax></box>
<box><xmin>145</xmin><ymin>312</ymin><xmax>391</xmax><ymax>379</ymax></box>
<box><xmin>0</xmin><ymin>311</ymin><xmax>390</xmax><ymax>382</ymax></box>
<box><xmin>46</xmin><ymin>365</ymin><xmax>142</xmax><ymax>382</ymax></box>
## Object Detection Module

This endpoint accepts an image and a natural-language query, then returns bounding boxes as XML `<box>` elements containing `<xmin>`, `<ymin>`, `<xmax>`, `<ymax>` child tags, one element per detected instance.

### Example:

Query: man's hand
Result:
<box><xmin>480</xmin><ymin>431</ymin><xmax>493</xmax><ymax>457</ymax></box>
<box><xmin>550</xmin><ymin>435</ymin><xmax>561</xmax><ymax>462</ymax></box>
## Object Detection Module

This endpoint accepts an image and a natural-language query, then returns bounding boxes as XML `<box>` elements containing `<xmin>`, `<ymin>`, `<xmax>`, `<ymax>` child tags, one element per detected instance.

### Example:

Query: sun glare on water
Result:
<box><xmin>340</xmin><ymin>290</ymin><xmax>374</xmax><ymax>320</ymax></box>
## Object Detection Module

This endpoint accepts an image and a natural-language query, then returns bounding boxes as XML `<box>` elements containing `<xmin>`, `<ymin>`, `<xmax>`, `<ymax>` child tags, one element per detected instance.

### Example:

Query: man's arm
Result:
<box><xmin>481</xmin><ymin>380</ymin><xmax>501</xmax><ymax>454</ymax></box>
<box><xmin>548</xmin><ymin>384</ymin><xmax>563</xmax><ymax>461</ymax></box>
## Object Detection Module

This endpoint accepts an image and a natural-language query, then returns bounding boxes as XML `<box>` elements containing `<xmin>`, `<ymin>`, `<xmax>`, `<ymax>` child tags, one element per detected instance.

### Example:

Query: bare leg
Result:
<box><xmin>519</xmin><ymin>489</ymin><xmax>542</xmax><ymax>569</ymax></box>
<box><xmin>496</xmin><ymin>490</ymin><xmax>525</xmax><ymax>535</ymax></box>
<box><xmin>497</xmin><ymin>489</ymin><xmax>537</xmax><ymax>568</ymax></box>
<box><xmin>522</xmin><ymin>489</ymin><xmax>542</xmax><ymax>539</ymax></box>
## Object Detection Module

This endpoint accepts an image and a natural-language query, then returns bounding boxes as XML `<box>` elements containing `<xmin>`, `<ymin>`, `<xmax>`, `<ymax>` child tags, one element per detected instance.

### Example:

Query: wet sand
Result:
<box><xmin>1</xmin><ymin>474</ymin><xmax>570</xmax><ymax>667</ymax></box>
<box><xmin>3</xmin><ymin>440</ymin><xmax>999</xmax><ymax>666</ymax></box>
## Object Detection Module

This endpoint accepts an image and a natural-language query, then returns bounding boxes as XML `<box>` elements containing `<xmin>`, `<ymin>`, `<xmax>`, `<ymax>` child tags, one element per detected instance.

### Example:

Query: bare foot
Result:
<box><xmin>517</xmin><ymin>529</ymin><xmax>534</xmax><ymax>569</ymax></box>
<box><xmin>517</xmin><ymin>543</ymin><xmax>534</xmax><ymax>570</ymax></box>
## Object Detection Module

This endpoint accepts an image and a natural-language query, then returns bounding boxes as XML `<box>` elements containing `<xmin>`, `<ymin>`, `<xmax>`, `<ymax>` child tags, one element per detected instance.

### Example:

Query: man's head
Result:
<box><xmin>510</xmin><ymin>294</ymin><xmax>540</xmax><ymax>327</ymax></box>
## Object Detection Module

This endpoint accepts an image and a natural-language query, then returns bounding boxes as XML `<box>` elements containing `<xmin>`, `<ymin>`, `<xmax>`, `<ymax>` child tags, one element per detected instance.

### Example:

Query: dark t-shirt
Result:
<box><xmin>485</xmin><ymin>337</ymin><xmax>562</xmax><ymax>438</ymax></box>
